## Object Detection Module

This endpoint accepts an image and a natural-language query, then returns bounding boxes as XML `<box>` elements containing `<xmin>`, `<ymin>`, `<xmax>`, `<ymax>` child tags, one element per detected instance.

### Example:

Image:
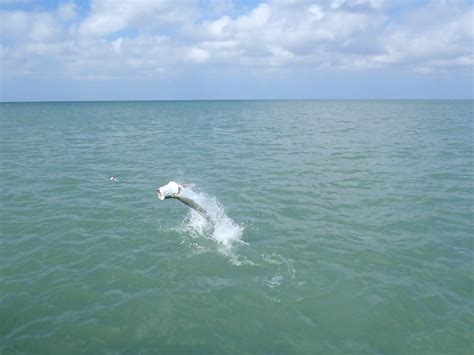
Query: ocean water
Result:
<box><xmin>0</xmin><ymin>100</ymin><xmax>472</xmax><ymax>354</ymax></box>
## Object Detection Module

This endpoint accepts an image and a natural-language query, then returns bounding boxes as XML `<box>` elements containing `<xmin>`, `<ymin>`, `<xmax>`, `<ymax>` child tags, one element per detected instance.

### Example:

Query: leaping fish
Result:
<box><xmin>156</xmin><ymin>181</ymin><xmax>212</xmax><ymax>223</ymax></box>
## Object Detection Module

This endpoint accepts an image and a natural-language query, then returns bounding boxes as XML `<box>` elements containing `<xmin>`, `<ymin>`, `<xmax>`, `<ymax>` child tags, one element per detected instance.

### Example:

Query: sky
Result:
<box><xmin>0</xmin><ymin>0</ymin><xmax>472</xmax><ymax>101</ymax></box>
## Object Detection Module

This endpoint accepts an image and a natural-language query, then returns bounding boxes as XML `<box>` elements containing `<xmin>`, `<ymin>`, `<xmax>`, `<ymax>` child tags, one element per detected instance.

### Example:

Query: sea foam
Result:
<box><xmin>179</xmin><ymin>186</ymin><xmax>244</xmax><ymax>254</ymax></box>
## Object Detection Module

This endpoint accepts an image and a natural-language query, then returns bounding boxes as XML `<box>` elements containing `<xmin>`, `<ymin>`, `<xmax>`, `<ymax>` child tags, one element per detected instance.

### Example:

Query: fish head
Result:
<box><xmin>156</xmin><ymin>181</ymin><xmax>181</xmax><ymax>200</ymax></box>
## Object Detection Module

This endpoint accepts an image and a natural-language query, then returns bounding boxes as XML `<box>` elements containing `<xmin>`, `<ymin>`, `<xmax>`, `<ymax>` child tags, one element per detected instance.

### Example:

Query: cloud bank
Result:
<box><xmin>0</xmin><ymin>0</ymin><xmax>472</xmax><ymax>99</ymax></box>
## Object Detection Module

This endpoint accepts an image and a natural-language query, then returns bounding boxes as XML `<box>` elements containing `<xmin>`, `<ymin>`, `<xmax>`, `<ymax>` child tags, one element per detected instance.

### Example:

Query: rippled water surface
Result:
<box><xmin>0</xmin><ymin>100</ymin><xmax>472</xmax><ymax>353</ymax></box>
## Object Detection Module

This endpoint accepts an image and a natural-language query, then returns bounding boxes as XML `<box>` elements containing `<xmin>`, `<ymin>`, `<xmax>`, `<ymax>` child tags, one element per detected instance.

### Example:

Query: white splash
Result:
<box><xmin>179</xmin><ymin>187</ymin><xmax>244</xmax><ymax>255</ymax></box>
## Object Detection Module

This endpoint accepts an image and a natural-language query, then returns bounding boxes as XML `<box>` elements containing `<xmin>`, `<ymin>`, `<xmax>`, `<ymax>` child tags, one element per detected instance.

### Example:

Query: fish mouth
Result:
<box><xmin>156</xmin><ymin>188</ymin><xmax>166</xmax><ymax>200</ymax></box>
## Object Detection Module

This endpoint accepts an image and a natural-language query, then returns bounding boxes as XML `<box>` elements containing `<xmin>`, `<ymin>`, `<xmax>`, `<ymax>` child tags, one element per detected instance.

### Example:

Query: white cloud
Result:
<box><xmin>308</xmin><ymin>4</ymin><xmax>324</xmax><ymax>20</ymax></box>
<box><xmin>30</xmin><ymin>13</ymin><xmax>60</xmax><ymax>41</ymax></box>
<box><xmin>0</xmin><ymin>0</ymin><xmax>472</xmax><ymax>81</ymax></box>
<box><xmin>57</xmin><ymin>2</ymin><xmax>78</xmax><ymax>21</ymax></box>
<box><xmin>78</xmin><ymin>0</ymin><xmax>196</xmax><ymax>37</ymax></box>
<box><xmin>234</xmin><ymin>3</ymin><xmax>270</xmax><ymax>31</ymax></box>
<box><xmin>0</xmin><ymin>10</ymin><xmax>29</xmax><ymax>38</ymax></box>
<box><xmin>188</xmin><ymin>47</ymin><xmax>210</xmax><ymax>63</ymax></box>
<box><xmin>0</xmin><ymin>10</ymin><xmax>61</xmax><ymax>41</ymax></box>
<box><xmin>111</xmin><ymin>37</ymin><xmax>122</xmax><ymax>54</ymax></box>
<box><xmin>331</xmin><ymin>0</ymin><xmax>386</xmax><ymax>10</ymax></box>
<box><xmin>365</xmin><ymin>3</ymin><xmax>474</xmax><ymax>71</ymax></box>
<box><xmin>202</xmin><ymin>16</ymin><xmax>231</xmax><ymax>38</ymax></box>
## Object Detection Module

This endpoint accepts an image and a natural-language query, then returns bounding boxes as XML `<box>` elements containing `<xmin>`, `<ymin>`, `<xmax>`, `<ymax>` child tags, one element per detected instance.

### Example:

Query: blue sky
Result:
<box><xmin>0</xmin><ymin>0</ymin><xmax>472</xmax><ymax>101</ymax></box>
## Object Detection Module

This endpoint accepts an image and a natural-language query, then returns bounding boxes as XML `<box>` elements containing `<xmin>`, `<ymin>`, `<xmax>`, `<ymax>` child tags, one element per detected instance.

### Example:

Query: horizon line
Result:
<box><xmin>1</xmin><ymin>98</ymin><xmax>472</xmax><ymax>104</ymax></box>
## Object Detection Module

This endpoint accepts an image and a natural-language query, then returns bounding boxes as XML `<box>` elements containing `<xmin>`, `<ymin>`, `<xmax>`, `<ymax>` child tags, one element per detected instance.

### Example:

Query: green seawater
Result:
<box><xmin>0</xmin><ymin>100</ymin><xmax>472</xmax><ymax>354</ymax></box>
